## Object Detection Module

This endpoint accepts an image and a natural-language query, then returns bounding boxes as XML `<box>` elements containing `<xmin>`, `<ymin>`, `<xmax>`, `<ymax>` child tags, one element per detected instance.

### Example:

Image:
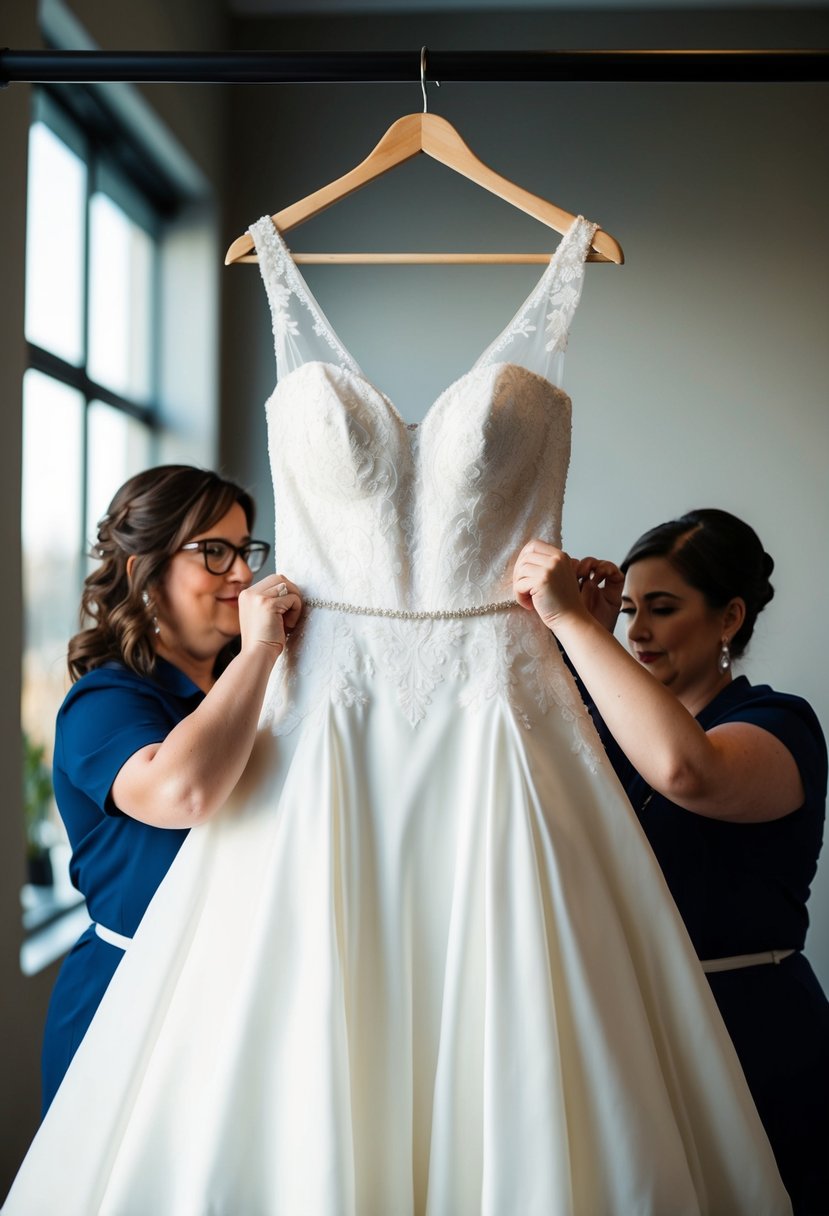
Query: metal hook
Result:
<box><xmin>420</xmin><ymin>45</ymin><xmax>440</xmax><ymax>113</ymax></box>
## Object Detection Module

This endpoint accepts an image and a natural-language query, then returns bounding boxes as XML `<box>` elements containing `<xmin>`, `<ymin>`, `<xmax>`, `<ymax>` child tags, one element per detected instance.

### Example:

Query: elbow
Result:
<box><xmin>656</xmin><ymin>757</ymin><xmax>708</xmax><ymax>804</ymax></box>
<box><xmin>180</xmin><ymin>787</ymin><xmax>214</xmax><ymax>825</ymax></box>
<box><xmin>160</xmin><ymin>776</ymin><xmax>214</xmax><ymax>827</ymax></box>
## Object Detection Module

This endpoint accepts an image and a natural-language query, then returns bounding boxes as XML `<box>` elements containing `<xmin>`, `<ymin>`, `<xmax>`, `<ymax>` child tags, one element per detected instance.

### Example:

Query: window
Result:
<box><xmin>21</xmin><ymin>92</ymin><xmax>162</xmax><ymax>970</ymax></box>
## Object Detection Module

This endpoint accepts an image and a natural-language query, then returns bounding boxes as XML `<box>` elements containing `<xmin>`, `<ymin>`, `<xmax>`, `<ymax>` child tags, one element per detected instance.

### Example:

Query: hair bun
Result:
<box><xmin>757</xmin><ymin>551</ymin><xmax>775</xmax><ymax>610</ymax></box>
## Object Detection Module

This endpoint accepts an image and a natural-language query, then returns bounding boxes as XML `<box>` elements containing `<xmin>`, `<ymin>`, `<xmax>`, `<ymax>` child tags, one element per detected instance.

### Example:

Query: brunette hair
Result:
<box><xmin>68</xmin><ymin>465</ymin><xmax>255</xmax><ymax>681</ymax></box>
<box><xmin>620</xmin><ymin>508</ymin><xmax>775</xmax><ymax>659</ymax></box>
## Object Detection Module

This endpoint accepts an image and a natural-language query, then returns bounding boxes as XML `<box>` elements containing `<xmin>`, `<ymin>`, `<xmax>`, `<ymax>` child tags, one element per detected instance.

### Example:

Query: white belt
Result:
<box><xmin>700</xmin><ymin>948</ymin><xmax>795</xmax><ymax>974</ymax></box>
<box><xmin>92</xmin><ymin>919</ymin><xmax>797</xmax><ymax>970</ymax></box>
<box><xmin>94</xmin><ymin>922</ymin><xmax>133</xmax><ymax>951</ymax></box>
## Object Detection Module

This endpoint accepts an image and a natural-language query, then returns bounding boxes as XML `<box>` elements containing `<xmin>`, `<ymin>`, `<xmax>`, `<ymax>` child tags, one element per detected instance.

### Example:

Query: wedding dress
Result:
<box><xmin>3</xmin><ymin>215</ymin><xmax>791</xmax><ymax>1215</ymax></box>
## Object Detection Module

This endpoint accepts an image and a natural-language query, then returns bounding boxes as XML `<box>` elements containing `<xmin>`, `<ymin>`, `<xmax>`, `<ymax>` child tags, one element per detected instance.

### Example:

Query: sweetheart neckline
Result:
<box><xmin>259</xmin><ymin>215</ymin><xmax>588</xmax><ymax>425</ymax></box>
<box><xmin>265</xmin><ymin>358</ymin><xmax>571</xmax><ymax>435</ymax></box>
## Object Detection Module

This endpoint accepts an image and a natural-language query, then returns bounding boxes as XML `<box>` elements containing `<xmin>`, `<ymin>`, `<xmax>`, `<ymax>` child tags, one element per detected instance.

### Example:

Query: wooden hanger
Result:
<box><xmin>224</xmin><ymin>110</ymin><xmax>624</xmax><ymax>267</ymax></box>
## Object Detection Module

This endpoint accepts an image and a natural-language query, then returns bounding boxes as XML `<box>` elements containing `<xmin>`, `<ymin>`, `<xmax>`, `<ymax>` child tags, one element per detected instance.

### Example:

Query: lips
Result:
<box><xmin>635</xmin><ymin>651</ymin><xmax>662</xmax><ymax>665</ymax></box>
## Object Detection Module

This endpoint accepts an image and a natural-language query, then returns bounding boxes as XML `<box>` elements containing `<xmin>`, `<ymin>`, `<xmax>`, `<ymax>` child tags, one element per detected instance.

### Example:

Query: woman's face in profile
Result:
<box><xmin>620</xmin><ymin>557</ymin><xmax>729</xmax><ymax>705</ymax></box>
<box><xmin>155</xmin><ymin>502</ymin><xmax>254</xmax><ymax>660</ymax></box>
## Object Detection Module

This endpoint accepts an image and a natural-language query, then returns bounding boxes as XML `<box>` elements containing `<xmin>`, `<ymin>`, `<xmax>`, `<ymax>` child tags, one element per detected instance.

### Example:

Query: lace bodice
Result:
<box><xmin>250</xmin><ymin>215</ymin><xmax>596</xmax><ymax>612</ymax></box>
<box><xmin>250</xmin><ymin>215</ymin><xmax>601</xmax><ymax>743</ymax></box>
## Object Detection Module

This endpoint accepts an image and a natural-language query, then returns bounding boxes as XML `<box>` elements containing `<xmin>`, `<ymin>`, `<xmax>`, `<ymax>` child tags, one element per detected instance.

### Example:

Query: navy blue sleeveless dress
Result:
<box><xmin>41</xmin><ymin>658</ymin><xmax>203</xmax><ymax>1113</ymax></box>
<box><xmin>594</xmin><ymin>675</ymin><xmax>828</xmax><ymax>1216</ymax></box>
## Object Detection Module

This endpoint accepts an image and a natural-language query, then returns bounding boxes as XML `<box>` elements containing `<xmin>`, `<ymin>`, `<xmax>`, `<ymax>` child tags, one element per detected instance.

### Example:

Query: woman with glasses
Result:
<box><xmin>40</xmin><ymin>464</ymin><xmax>300</xmax><ymax>1114</ymax></box>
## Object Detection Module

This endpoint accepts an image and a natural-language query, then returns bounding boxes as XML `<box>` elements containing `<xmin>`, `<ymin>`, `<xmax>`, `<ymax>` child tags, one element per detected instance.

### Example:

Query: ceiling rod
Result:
<box><xmin>1</xmin><ymin>48</ymin><xmax>828</xmax><ymax>87</ymax></box>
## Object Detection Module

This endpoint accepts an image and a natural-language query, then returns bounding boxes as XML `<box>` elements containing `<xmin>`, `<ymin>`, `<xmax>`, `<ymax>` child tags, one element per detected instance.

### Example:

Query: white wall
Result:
<box><xmin>222</xmin><ymin>7</ymin><xmax>829</xmax><ymax>989</ymax></box>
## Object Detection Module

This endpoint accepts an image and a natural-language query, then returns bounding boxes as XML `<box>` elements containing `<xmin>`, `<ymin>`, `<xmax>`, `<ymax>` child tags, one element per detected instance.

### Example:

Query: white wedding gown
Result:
<box><xmin>4</xmin><ymin>216</ymin><xmax>791</xmax><ymax>1215</ymax></box>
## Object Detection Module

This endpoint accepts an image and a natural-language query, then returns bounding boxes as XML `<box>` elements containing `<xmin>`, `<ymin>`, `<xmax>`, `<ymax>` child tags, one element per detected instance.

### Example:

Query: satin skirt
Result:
<box><xmin>4</xmin><ymin>625</ymin><xmax>791</xmax><ymax>1215</ymax></box>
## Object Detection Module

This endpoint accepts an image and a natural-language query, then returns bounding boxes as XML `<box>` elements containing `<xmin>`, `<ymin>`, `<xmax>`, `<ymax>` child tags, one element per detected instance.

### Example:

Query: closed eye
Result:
<box><xmin>619</xmin><ymin>604</ymin><xmax>676</xmax><ymax>617</ymax></box>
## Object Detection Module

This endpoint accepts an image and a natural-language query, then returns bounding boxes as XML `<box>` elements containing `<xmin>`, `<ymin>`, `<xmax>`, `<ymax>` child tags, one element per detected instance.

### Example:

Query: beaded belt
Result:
<box><xmin>303</xmin><ymin>597</ymin><xmax>517</xmax><ymax>621</ymax></box>
<box><xmin>700</xmin><ymin>948</ymin><xmax>795</xmax><ymax>974</ymax></box>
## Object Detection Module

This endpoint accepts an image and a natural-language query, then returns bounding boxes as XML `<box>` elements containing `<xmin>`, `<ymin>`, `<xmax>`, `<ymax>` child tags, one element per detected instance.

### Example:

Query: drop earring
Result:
<box><xmin>718</xmin><ymin>638</ymin><xmax>732</xmax><ymax>674</ymax></box>
<box><xmin>142</xmin><ymin>589</ymin><xmax>161</xmax><ymax>636</ymax></box>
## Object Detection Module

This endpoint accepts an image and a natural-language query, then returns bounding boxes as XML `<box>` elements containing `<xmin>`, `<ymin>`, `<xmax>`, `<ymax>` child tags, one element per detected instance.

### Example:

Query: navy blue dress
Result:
<box><xmin>41</xmin><ymin>658</ymin><xmax>204</xmax><ymax>1114</ymax></box>
<box><xmin>591</xmin><ymin>675</ymin><xmax>828</xmax><ymax>1216</ymax></box>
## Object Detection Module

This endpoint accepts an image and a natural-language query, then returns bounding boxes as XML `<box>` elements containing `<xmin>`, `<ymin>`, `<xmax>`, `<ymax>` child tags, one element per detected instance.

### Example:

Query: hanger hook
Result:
<box><xmin>420</xmin><ymin>45</ymin><xmax>439</xmax><ymax>114</ymax></box>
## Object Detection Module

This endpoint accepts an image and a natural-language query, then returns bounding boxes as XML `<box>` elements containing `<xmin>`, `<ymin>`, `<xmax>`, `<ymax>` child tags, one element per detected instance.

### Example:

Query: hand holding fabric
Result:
<box><xmin>239</xmin><ymin>573</ymin><xmax>303</xmax><ymax>654</ymax></box>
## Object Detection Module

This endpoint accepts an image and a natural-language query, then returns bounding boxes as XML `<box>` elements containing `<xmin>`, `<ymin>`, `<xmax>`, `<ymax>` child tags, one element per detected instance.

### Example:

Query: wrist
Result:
<box><xmin>549</xmin><ymin>610</ymin><xmax>601</xmax><ymax>651</ymax></box>
<box><xmin>237</xmin><ymin>638</ymin><xmax>283</xmax><ymax>672</ymax></box>
<box><xmin>539</xmin><ymin>601</ymin><xmax>590</xmax><ymax>638</ymax></box>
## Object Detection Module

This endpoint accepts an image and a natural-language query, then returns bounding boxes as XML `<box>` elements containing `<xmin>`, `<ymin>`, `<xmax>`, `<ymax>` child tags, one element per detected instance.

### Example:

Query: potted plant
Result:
<box><xmin>23</xmin><ymin>732</ymin><xmax>55</xmax><ymax>887</ymax></box>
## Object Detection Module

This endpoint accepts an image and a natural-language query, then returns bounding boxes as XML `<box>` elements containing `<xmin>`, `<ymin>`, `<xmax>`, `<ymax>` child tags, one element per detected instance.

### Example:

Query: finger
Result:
<box><xmin>521</xmin><ymin>538</ymin><xmax>560</xmax><ymax>561</ymax></box>
<box><xmin>513</xmin><ymin>566</ymin><xmax>553</xmax><ymax>591</ymax></box>
<box><xmin>593</xmin><ymin>560</ymin><xmax>624</xmax><ymax>582</ymax></box>
<box><xmin>274</xmin><ymin>575</ymin><xmax>301</xmax><ymax>597</ymax></box>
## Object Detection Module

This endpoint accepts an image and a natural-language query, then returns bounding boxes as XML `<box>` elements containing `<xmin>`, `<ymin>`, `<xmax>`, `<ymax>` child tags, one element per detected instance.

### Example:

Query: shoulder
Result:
<box><xmin>56</xmin><ymin>662</ymin><xmax>186</xmax><ymax>744</ymax></box>
<box><xmin>60</xmin><ymin>658</ymin><xmax>200</xmax><ymax>710</ymax></box>
<box><xmin>710</xmin><ymin>677</ymin><xmax>823</xmax><ymax>738</ymax></box>
<box><xmin>59</xmin><ymin>663</ymin><xmax>156</xmax><ymax>714</ymax></box>
<box><xmin>54</xmin><ymin>662</ymin><xmax>196</xmax><ymax>792</ymax></box>
<box><xmin>708</xmin><ymin>677</ymin><xmax>827</xmax><ymax>795</ymax></box>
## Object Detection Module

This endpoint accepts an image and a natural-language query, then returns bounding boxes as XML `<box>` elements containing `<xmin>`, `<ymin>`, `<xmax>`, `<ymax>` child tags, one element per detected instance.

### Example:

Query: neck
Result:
<box><xmin>155</xmin><ymin>642</ymin><xmax>217</xmax><ymax>693</ymax></box>
<box><xmin>677</xmin><ymin>671</ymin><xmax>734</xmax><ymax>718</ymax></box>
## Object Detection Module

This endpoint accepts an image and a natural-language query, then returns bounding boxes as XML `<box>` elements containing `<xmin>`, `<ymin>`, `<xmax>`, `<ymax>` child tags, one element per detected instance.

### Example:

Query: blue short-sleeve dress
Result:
<box><xmin>594</xmin><ymin>675</ymin><xmax>828</xmax><ymax>1215</ymax></box>
<box><xmin>41</xmin><ymin>657</ymin><xmax>204</xmax><ymax>1113</ymax></box>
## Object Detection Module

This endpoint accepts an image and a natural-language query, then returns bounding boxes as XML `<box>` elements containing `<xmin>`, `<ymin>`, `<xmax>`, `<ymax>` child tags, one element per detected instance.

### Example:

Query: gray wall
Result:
<box><xmin>222</xmin><ymin>5</ymin><xmax>829</xmax><ymax>993</ymax></box>
<box><xmin>1</xmin><ymin>0</ymin><xmax>826</xmax><ymax>1192</ymax></box>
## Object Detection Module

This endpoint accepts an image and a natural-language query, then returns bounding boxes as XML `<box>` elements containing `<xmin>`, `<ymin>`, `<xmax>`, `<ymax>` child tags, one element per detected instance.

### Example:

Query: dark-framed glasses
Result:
<box><xmin>179</xmin><ymin>538</ymin><xmax>271</xmax><ymax>575</ymax></box>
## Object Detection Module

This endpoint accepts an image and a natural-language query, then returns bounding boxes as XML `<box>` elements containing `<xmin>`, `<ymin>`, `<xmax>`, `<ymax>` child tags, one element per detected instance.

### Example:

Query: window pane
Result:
<box><xmin>25</xmin><ymin>122</ymin><xmax>87</xmax><ymax>364</ymax></box>
<box><xmin>86</xmin><ymin>402</ymin><xmax>152</xmax><ymax>548</ymax></box>
<box><xmin>88</xmin><ymin>194</ymin><xmax>154</xmax><ymax>402</ymax></box>
<box><xmin>21</xmin><ymin>369</ymin><xmax>84</xmax><ymax>748</ymax></box>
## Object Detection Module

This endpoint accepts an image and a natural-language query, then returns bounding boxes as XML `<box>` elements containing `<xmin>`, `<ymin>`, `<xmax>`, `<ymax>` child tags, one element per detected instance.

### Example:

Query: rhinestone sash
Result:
<box><xmin>304</xmin><ymin>596</ymin><xmax>518</xmax><ymax>621</ymax></box>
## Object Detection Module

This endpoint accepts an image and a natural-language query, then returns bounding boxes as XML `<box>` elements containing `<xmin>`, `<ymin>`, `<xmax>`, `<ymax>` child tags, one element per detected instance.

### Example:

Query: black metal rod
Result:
<box><xmin>1</xmin><ymin>48</ymin><xmax>828</xmax><ymax>87</ymax></box>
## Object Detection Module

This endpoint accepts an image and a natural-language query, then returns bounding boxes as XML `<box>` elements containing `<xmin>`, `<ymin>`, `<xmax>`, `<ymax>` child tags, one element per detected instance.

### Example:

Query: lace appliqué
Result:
<box><xmin>250</xmin><ymin>217</ymin><xmax>362</xmax><ymax>377</ymax></box>
<box><xmin>369</xmin><ymin>617</ymin><xmax>467</xmax><ymax>727</ymax></box>
<box><xmin>259</xmin><ymin>611</ymin><xmax>369</xmax><ymax>737</ymax></box>
<box><xmin>475</xmin><ymin>216</ymin><xmax>598</xmax><ymax>369</ymax></box>
<box><xmin>260</xmin><ymin>609</ymin><xmax>602</xmax><ymax>772</ymax></box>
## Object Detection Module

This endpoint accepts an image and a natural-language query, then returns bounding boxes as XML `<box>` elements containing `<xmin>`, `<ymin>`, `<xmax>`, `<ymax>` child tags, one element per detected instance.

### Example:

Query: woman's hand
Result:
<box><xmin>514</xmin><ymin>542</ymin><xmax>624</xmax><ymax>636</ymax></box>
<box><xmin>573</xmin><ymin>557</ymin><xmax>625</xmax><ymax>634</ymax></box>
<box><xmin>513</xmin><ymin>541</ymin><xmax>588</xmax><ymax>633</ymax></box>
<box><xmin>238</xmin><ymin>574</ymin><xmax>303</xmax><ymax>654</ymax></box>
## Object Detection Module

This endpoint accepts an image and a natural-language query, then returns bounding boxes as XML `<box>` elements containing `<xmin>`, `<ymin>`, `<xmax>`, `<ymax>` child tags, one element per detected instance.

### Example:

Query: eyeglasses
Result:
<box><xmin>179</xmin><ymin>538</ymin><xmax>271</xmax><ymax>575</ymax></box>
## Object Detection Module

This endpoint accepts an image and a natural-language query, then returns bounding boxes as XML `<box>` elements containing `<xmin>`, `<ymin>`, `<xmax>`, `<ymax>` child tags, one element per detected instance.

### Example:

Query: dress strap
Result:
<box><xmin>474</xmin><ymin>215</ymin><xmax>598</xmax><ymax>388</ymax></box>
<box><xmin>248</xmin><ymin>216</ymin><xmax>361</xmax><ymax>380</ymax></box>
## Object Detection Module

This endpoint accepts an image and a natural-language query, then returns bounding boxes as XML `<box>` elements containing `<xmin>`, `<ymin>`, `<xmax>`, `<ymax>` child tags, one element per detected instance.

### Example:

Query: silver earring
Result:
<box><xmin>142</xmin><ymin>590</ymin><xmax>161</xmax><ymax>636</ymax></box>
<box><xmin>718</xmin><ymin>638</ymin><xmax>732</xmax><ymax>674</ymax></box>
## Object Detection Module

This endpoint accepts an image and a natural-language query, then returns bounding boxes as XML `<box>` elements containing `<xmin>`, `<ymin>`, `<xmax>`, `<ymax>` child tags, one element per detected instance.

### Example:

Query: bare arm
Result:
<box><xmin>111</xmin><ymin>575</ymin><xmax>301</xmax><ymax>828</ymax></box>
<box><xmin>513</xmin><ymin>541</ymin><xmax>803</xmax><ymax>822</ymax></box>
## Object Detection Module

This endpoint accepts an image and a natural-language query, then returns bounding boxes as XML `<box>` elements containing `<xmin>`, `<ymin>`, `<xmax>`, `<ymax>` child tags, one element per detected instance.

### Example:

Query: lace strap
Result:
<box><xmin>248</xmin><ymin>216</ymin><xmax>361</xmax><ymax>379</ymax></box>
<box><xmin>474</xmin><ymin>216</ymin><xmax>598</xmax><ymax>385</ymax></box>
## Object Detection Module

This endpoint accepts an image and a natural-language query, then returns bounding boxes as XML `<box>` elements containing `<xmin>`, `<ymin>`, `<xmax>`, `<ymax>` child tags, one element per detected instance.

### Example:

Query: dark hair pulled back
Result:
<box><xmin>68</xmin><ymin>465</ymin><xmax>255</xmax><ymax>682</ymax></box>
<box><xmin>620</xmin><ymin>508</ymin><xmax>775</xmax><ymax>659</ymax></box>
